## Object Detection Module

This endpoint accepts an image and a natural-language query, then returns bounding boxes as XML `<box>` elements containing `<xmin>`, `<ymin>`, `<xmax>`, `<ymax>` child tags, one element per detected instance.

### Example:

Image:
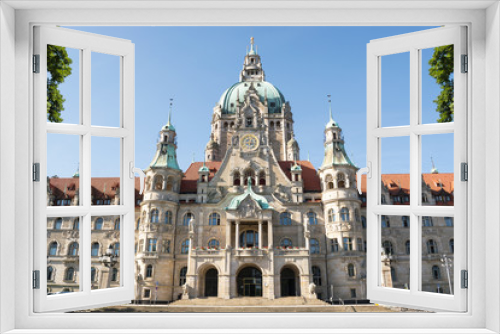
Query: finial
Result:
<box><xmin>327</xmin><ymin>94</ymin><xmax>333</xmax><ymax>122</ymax></box>
<box><xmin>250</xmin><ymin>37</ymin><xmax>254</xmax><ymax>45</ymax></box>
<box><xmin>249</xmin><ymin>37</ymin><xmax>256</xmax><ymax>55</ymax></box>
<box><xmin>168</xmin><ymin>98</ymin><xmax>173</xmax><ymax>126</ymax></box>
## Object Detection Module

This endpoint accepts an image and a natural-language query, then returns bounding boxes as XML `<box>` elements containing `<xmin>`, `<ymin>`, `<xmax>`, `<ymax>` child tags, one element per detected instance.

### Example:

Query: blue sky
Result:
<box><xmin>47</xmin><ymin>26</ymin><xmax>454</xmax><ymax>179</ymax></box>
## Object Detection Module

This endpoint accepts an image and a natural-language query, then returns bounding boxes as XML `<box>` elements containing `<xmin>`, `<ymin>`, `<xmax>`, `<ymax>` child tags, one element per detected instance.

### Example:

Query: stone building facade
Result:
<box><xmin>46</xmin><ymin>39</ymin><xmax>455</xmax><ymax>302</ymax></box>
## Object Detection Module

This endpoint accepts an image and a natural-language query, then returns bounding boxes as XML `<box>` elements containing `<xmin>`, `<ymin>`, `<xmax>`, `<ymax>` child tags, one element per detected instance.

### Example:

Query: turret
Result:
<box><xmin>291</xmin><ymin>161</ymin><xmax>303</xmax><ymax>203</ymax></box>
<box><xmin>197</xmin><ymin>160</ymin><xmax>209</xmax><ymax>203</ymax></box>
<box><xmin>287</xmin><ymin>132</ymin><xmax>300</xmax><ymax>161</ymax></box>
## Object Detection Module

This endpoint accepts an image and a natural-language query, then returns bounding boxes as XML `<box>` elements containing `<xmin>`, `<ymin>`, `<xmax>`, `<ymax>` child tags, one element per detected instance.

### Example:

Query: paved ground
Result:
<box><xmin>77</xmin><ymin>297</ymin><xmax>429</xmax><ymax>313</ymax></box>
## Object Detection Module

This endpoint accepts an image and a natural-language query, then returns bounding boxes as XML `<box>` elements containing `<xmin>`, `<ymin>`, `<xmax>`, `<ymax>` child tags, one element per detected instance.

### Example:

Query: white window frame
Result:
<box><xmin>0</xmin><ymin>2</ymin><xmax>498</xmax><ymax>333</ymax></box>
<box><xmin>366</xmin><ymin>26</ymin><xmax>467</xmax><ymax>312</ymax></box>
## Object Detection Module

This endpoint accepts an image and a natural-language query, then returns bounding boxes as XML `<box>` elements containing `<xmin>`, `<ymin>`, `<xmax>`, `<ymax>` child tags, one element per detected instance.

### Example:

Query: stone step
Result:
<box><xmin>168</xmin><ymin>296</ymin><xmax>329</xmax><ymax>307</ymax></box>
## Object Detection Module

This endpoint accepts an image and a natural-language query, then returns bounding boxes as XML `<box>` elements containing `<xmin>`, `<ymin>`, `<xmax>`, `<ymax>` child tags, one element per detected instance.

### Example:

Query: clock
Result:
<box><xmin>240</xmin><ymin>134</ymin><xmax>259</xmax><ymax>152</ymax></box>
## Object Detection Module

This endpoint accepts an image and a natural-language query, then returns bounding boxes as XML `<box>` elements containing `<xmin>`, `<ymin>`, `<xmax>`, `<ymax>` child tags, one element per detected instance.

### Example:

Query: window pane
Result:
<box><xmin>91</xmin><ymin>52</ymin><xmax>121</xmax><ymax>127</ymax></box>
<box><xmin>381</xmin><ymin>52</ymin><xmax>410</xmax><ymax>127</ymax></box>
<box><xmin>381</xmin><ymin>136</ymin><xmax>410</xmax><ymax>205</ymax></box>
<box><xmin>46</xmin><ymin>216</ymin><xmax>81</xmax><ymax>295</ymax></box>
<box><xmin>47</xmin><ymin>133</ymin><xmax>80</xmax><ymax>207</ymax></box>
<box><xmin>421</xmin><ymin>216</ymin><xmax>454</xmax><ymax>295</ymax></box>
<box><xmin>91</xmin><ymin>136</ymin><xmax>121</xmax><ymax>205</ymax></box>
<box><xmin>421</xmin><ymin>46</ymin><xmax>454</xmax><ymax>124</ymax></box>
<box><xmin>91</xmin><ymin>215</ymin><xmax>121</xmax><ymax>290</ymax></box>
<box><xmin>421</xmin><ymin>133</ymin><xmax>454</xmax><ymax>206</ymax></box>
<box><xmin>379</xmin><ymin>215</ymin><xmax>410</xmax><ymax>290</ymax></box>
<box><xmin>47</xmin><ymin>46</ymin><xmax>80</xmax><ymax>124</ymax></box>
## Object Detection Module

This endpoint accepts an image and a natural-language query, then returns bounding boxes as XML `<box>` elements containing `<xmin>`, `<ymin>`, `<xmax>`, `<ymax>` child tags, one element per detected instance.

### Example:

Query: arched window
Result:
<box><xmin>166</xmin><ymin>176</ymin><xmax>175</xmax><ymax>191</ymax></box>
<box><xmin>111</xmin><ymin>268</ymin><xmax>118</xmax><ymax>282</ymax></box>
<box><xmin>331</xmin><ymin>238</ymin><xmax>339</xmax><ymax>252</ymax></box>
<box><xmin>312</xmin><ymin>266</ymin><xmax>322</xmax><ymax>286</ymax></box>
<box><xmin>91</xmin><ymin>242</ymin><xmax>100</xmax><ymax>256</ymax></box>
<box><xmin>391</xmin><ymin>267</ymin><xmax>397</xmax><ymax>282</ymax></box>
<box><xmin>54</xmin><ymin>218</ymin><xmax>63</xmax><ymax>230</ymax></box>
<box><xmin>328</xmin><ymin>208</ymin><xmax>336</xmax><ymax>223</ymax></box>
<box><xmin>47</xmin><ymin>266</ymin><xmax>54</xmax><ymax>281</ymax></box>
<box><xmin>361</xmin><ymin>216</ymin><xmax>367</xmax><ymax>229</ymax></box>
<box><xmin>449</xmin><ymin>239</ymin><xmax>454</xmax><ymax>253</ymax></box>
<box><xmin>405</xmin><ymin>240</ymin><xmax>411</xmax><ymax>255</ymax></box>
<box><xmin>94</xmin><ymin>217</ymin><xmax>103</xmax><ymax>230</ymax></box>
<box><xmin>208</xmin><ymin>239</ymin><xmax>220</xmax><ymax>249</ymax></box>
<box><xmin>258</xmin><ymin>171</ymin><xmax>266</xmax><ymax>186</ymax></box>
<box><xmin>325</xmin><ymin>174</ymin><xmax>334</xmax><ymax>190</ymax></box>
<box><xmin>276</xmin><ymin>121</ymin><xmax>281</xmax><ymax>129</ymax></box>
<box><xmin>164</xmin><ymin>211</ymin><xmax>172</xmax><ymax>224</ymax></box>
<box><xmin>310</xmin><ymin>239</ymin><xmax>320</xmax><ymax>254</ymax></box>
<box><xmin>136</xmin><ymin>218</ymin><xmax>141</xmax><ymax>230</ymax></box>
<box><xmin>181</xmin><ymin>239</ymin><xmax>190</xmax><ymax>254</ymax></box>
<box><xmin>427</xmin><ymin>239</ymin><xmax>438</xmax><ymax>254</ymax></box>
<box><xmin>240</xmin><ymin>230</ymin><xmax>259</xmax><ymax>248</ymax></box>
<box><xmin>114</xmin><ymin>218</ymin><xmax>120</xmax><ymax>230</ymax></box>
<box><xmin>113</xmin><ymin>242</ymin><xmax>120</xmax><ymax>256</ymax></box>
<box><xmin>150</xmin><ymin>209</ymin><xmax>159</xmax><ymax>223</ymax></box>
<box><xmin>337</xmin><ymin>173</ymin><xmax>345</xmax><ymax>188</ymax></box>
<box><xmin>243</xmin><ymin>169</ymin><xmax>255</xmax><ymax>186</ymax></box>
<box><xmin>280</xmin><ymin>212</ymin><xmax>292</xmax><ymax>225</ymax></box>
<box><xmin>307</xmin><ymin>212</ymin><xmax>317</xmax><ymax>225</ymax></box>
<box><xmin>154</xmin><ymin>175</ymin><xmax>163</xmax><ymax>190</ymax></box>
<box><xmin>147</xmin><ymin>239</ymin><xmax>157</xmax><ymax>252</ymax></box>
<box><xmin>270</xmin><ymin>121</ymin><xmax>274</xmax><ymax>128</ymax></box>
<box><xmin>179</xmin><ymin>267</ymin><xmax>187</xmax><ymax>285</ymax></box>
<box><xmin>432</xmin><ymin>265</ymin><xmax>441</xmax><ymax>280</ymax></box>
<box><xmin>91</xmin><ymin>267</ymin><xmax>97</xmax><ymax>282</ymax></box>
<box><xmin>208</xmin><ymin>212</ymin><xmax>220</xmax><ymax>226</ymax></box>
<box><xmin>73</xmin><ymin>218</ymin><xmax>79</xmax><ymax>230</ymax></box>
<box><xmin>347</xmin><ymin>263</ymin><xmax>355</xmax><ymax>277</ymax></box>
<box><xmin>183</xmin><ymin>213</ymin><xmax>194</xmax><ymax>226</ymax></box>
<box><xmin>402</xmin><ymin>216</ymin><xmax>410</xmax><ymax>227</ymax></box>
<box><xmin>146</xmin><ymin>265</ymin><xmax>153</xmax><ymax>278</ymax></box>
<box><xmin>233</xmin><ymin>174</ymin><xmax>241</xmax><ymax>186</ymax></box>
<box><xmin>280</xmin><ymin>238</ymin><xmax>293</xmax><ymax>248</ymax></box>
<box><xmin>68</xmin><ymin>242</ymin><xmax>79</xmax><ymax>256</ymax></box>
<box><xmin>423</xmin><ymin>216</ymin><xmax>433</xmax><ymax>227</ymax></box>
<box><xmin>65</xmin><ymin>267</ymin><xmax>75</xmax><ymax>281</ymax></box>
<box><xmin>48</xmin><ymin>242</ymin><xmax>58</xmax><ymax>256</ymax></box>
<box><xmin>382</xmin><ymin>240</ymin><xmax>393</xmax><ymax>255</ymax></box>
<box><xmin>382</xmin><ymin>215</ymin><xmax>390</xmax><ymax>228</ymax></box>
<box><xmin>340</xmin><ymin>208</ymin><xmax>350</xmax><ymax>221</ymax></box>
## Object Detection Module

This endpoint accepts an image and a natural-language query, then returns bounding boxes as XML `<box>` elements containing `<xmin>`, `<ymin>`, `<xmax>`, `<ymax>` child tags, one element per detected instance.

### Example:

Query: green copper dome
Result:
<box><xmin>218</xmin><ymin>81</ymin><xmax>285</xmax><ymax>114</ymax></box>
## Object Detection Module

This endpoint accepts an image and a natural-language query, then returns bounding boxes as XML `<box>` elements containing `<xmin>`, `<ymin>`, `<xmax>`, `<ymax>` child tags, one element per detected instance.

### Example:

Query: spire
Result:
<box><xmin>431</xmin><ymin>156</ymin><xmax>439</xmax><ymax>174</ymax></box>
<box><xmin>249</xmin><ymin>37</ymin><xmax>256</xmax><ymax>55</ymax></box>
<box><xmin>162</xmin><ymin>98</ymin><xmax>176</xmax><ymax>131</ymax></box>
<box><xmin>73</xmin><ymin>163</ymin><xmax>80</xmax><ymax>178</ymax></box>
<box><xmin>199</xmin><ymin>154</ymin><xmax>209</xmax><ymax>173</ymax></box>
<box><xmin>326</xmin><ymin>94</ymin><xmax>337</xmax><ymax>128</ymax></box>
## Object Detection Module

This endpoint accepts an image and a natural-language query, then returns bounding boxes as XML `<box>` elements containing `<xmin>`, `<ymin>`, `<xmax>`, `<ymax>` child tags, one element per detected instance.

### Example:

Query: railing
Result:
<box><xmin>139</xmin><ymin>251</ymin><xmax>159</xmax><ymax>259</ymax></box>
<box><xmin>233</xmin><ymin>248</ymin><xmax>267</xmax><ymax>257</ymax></box>
<box><xmin>193</xmin><ymin>249</ymin><xmax>223</xmax><ymax>256</ymax></box>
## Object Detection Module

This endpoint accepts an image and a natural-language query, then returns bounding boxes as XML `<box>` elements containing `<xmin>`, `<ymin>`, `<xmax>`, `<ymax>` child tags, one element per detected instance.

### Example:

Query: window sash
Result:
<box><xmin>33</xmin><ymin>26</ymin><xmax>135</xmax><ymax>312</ymax></box>
<box><xmin>366</xmin><ymin>26</ymin><xmax>467</xmax><ymax>312</ymax></box>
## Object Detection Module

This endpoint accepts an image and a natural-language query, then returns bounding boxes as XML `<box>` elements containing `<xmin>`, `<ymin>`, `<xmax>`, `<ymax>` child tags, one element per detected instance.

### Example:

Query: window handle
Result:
<box><xmin>356</xmin><ymin>162</ymin><xmax>371</xmax><ymax>195</ymax></box>
<box><xmin>130</xmin><ymin>162</ymin><xmax>146</xmax><ymax>194</ymax></box>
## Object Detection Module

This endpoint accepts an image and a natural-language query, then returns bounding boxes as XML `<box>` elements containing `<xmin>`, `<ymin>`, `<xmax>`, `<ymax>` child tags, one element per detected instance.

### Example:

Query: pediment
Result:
<box><xmin>237</xmin><ymin>195</ymin><xmax>261</xmax><ymax>218</ymax></box>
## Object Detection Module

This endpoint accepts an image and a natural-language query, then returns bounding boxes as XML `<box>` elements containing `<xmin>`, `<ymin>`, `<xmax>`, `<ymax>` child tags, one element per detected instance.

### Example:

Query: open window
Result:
<box><xmin>365</xmin><ymin>26</ymin><xmax>467</xmax><ymax>311</ymax></box>
<box><xmin>33</xmin><ymin>26</ymin><xmax>136</xmax><ymax>312</ymax></box>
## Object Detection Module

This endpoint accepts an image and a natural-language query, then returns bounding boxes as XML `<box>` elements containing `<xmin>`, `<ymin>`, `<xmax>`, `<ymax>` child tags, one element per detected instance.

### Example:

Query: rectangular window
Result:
<box><xmin>365</xmin><ymin>26</ymin><xmax>467</xmax><ymax>312</ymax></box>
<box><xmin>343</xmin><ymin>237</ymin><xmax>353</xmax><ymax>251</ymax></box>
<box><xmin>33</xmin><ymin>26</ymin><xmax>136</xmax><ymax>312</ymax></box>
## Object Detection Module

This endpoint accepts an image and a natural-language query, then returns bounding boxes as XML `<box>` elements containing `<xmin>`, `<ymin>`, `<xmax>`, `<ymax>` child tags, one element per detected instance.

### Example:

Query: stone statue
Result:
<box><xmin>308</xmin><ymin>282</ymin><xmax>316</xmax><ymax>295</ymax></box>
<box><xmin>181</xmin><ymin>283</ymin><xmax>190</xmax><ymax>300</ymax></box>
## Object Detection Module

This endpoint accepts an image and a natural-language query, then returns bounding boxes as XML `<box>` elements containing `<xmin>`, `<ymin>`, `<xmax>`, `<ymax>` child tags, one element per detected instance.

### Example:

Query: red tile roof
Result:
<box><xmin>359</xmin><ymin>173</ymin><xmax>454</xmax><ymax>194</ymax></box>
<box><xmin>180</xmin><ymin>162</ymin><xmax>222</xmax><ymax>193</ymax></box>
<box><xmin>278</xmin><ymin>161</ymin><xmax>322</xmax><ymax>192</ymax></box>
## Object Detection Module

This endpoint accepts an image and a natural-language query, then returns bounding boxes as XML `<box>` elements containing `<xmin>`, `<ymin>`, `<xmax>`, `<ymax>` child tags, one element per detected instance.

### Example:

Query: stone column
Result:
<box><xmin>258</xmin><ymin>220</ymin><xmax>263</xmax><ymax>249</ymax></box>
<box><xmin>226</xmin><ymin>220</ymin><xmax>231</xmax><ymax>248</ymax></box>
<box><xmin>235</xmin><ymin>221</ymin><xmax>240</xmax><ymax>249</ymax></box>
<box><xmin>267</xmin><ymin>220</ymin><xmax>273</xmax><ymax>248</ymax></box>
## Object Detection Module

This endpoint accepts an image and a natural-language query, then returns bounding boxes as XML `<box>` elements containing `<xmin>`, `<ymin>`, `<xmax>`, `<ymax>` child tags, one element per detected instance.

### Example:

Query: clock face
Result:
<box><xmin>240</xmin><ymin>134</ymin><xmax>259</xmax><ymax>152</ymax></box>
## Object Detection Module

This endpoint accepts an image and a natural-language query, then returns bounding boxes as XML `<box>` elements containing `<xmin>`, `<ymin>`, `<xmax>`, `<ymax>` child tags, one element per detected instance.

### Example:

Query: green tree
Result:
<box><xmin>47</xmin><ymin>45</ymin><xmax>73</xmax><ymax>123</ymax></box>
<box><xmin>428</xmin><ymin>45</ymin><xmax>454</xmax><ymax>123</ymax></box>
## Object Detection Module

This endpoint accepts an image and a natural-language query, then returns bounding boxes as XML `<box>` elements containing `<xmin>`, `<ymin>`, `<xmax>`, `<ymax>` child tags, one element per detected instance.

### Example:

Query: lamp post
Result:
<box><xmin>441</xmin><ymin>254</ymin><xmax>453</xmax><ymax>294</ymax></box>
<box><xmin>99</xmin><ymin>246</ymin><xmax>118</xmax><ymax>289</ymax></box>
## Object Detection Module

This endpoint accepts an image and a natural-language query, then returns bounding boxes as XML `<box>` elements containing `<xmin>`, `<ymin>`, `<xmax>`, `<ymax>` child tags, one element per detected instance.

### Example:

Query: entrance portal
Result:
<box><xmin>280</xmin><ymin>267</ymin><xmax>298</xmax><ymax>297</ymax></box>
<box><xmin>205</xmin><ymin>268</ymin><xmax>218</xmax><ymax>297</ymax></box>
<box><xmin>237</xmin><ymin>267</ymin><xmax>262</xmax><ymax>297</ymax></box>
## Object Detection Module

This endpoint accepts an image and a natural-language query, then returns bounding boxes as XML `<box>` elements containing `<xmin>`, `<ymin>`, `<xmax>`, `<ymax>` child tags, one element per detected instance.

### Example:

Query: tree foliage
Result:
<box><xmin>47</xmin><ymin>45</ymin><xmax>73</xmax><ymax>123</ymax></box>
<box><xmin>428</xmin><ymin>45</ymin><xmax>454</xmax><ymax>123</ymax></box>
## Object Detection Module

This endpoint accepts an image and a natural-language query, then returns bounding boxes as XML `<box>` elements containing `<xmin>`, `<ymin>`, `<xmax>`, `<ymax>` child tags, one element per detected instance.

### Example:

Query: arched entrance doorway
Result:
<box><xmin>205</xmin><ymin>268</ymin><xmax>218</xmax><ymax>297</ymax></box>
<box><xmin>280</xmin><ymin>267</ymin><xmax>299</xmax><ymax>297</ymax></box>
<box><xmin>237</xmin><ymin>266</ymin><xmax>262</xmax><ymax>297</ymax></box>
